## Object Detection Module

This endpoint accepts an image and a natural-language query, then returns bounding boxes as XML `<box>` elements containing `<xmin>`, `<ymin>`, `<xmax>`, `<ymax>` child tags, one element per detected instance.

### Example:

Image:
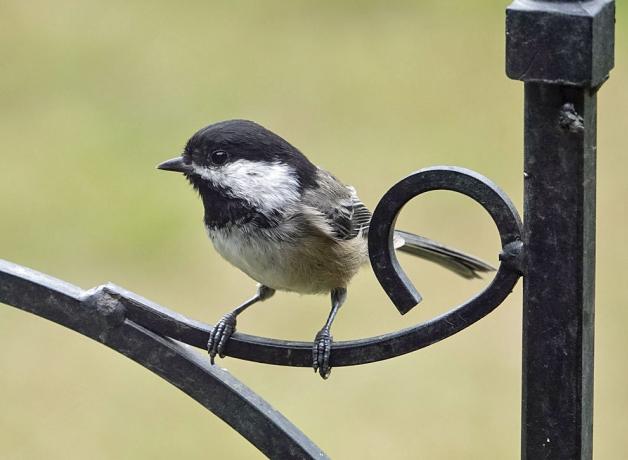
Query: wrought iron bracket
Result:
<box><xmin>0</xmin><ymin>260</ymin><xmax>329</xmax><ymax>460</ymax></box>
<box><xmin>1</xmin><ymin>166</ymin><xmax>522</xmax><ymax>370</ymax></box>
<box><xmin>1</xmin><ymin>166</ymin><xmax>522</xmax><ymax>458</ymax></box>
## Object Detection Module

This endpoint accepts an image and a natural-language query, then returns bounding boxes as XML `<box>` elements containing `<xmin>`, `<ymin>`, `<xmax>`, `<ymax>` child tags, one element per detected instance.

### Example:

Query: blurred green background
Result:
<box><xmin>0</xmin><ymin>1</ymin><xmax>625</xmax><ymax>458</ymax></box>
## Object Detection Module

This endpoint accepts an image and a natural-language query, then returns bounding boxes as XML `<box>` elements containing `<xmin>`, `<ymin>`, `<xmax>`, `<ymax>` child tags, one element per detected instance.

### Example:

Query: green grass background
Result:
<box><xmin>1</xmin><ymin>1</ymin><xmax>626</xmax><ymax>458</ymax></box>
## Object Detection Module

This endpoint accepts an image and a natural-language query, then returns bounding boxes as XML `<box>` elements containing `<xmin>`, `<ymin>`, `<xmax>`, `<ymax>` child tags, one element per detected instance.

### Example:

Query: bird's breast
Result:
<box><xmin>207</xmin><ymin>224</ymin><xmax>367</xmax><ymax>294</ymax></box>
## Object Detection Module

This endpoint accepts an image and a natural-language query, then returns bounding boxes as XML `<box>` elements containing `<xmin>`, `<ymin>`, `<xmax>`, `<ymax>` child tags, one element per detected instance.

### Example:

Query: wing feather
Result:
<box><xmin>301</xmin><ymin>171</ymin><xmax>371</xmax><ymax>241</ymax></box>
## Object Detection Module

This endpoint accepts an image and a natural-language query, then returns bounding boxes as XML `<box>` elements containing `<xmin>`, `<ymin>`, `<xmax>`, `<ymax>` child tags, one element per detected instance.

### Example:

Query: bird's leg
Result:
<box><xmin>208</xmin><ymin>284</ymin><xmax>275</xmax><ymax>364</ymax></box>
<box><xmin>312</xmin><ymin>287</ymin><xmax>347</xmax><ymax>379</ymax></box>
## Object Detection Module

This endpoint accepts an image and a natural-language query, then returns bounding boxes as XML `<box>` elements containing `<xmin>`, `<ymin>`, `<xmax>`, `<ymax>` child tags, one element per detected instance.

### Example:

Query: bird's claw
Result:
<box><xmin>208</xmin><ymin>312</ymin><xmax>237</xmax><ymax>364</ymax></box>
<box><xmin>312</xmin><ymin>327</ymin><xmax>333</xmax><ymax>379</ymax></box>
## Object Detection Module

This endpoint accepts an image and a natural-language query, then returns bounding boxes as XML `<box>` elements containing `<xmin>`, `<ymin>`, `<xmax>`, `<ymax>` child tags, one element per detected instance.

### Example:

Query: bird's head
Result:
<box><xmin>157</xmin><ymin>120</ymin><xmax>318</xmax><ymax>227</ymax></box>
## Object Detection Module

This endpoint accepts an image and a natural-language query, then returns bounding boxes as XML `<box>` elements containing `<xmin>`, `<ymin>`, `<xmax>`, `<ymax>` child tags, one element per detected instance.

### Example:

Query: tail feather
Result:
<box><xmin>393</xmin><ymin>230</ymin><xmax>496</xmax><ymax>279</ymax></box>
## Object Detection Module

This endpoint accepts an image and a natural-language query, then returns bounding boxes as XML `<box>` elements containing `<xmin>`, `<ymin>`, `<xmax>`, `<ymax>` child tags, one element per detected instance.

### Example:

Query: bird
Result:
<box><xmin>157</xmin><ymin>119</ymin><xmax>494</xmax><ymax>379</ymax></box>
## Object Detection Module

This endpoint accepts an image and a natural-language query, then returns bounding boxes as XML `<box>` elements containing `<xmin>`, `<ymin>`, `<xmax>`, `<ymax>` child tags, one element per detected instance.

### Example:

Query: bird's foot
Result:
<box><xmin>207</xmin><ymin>312</ymin><xmax>237</xmax><ymax>364</ymax></box>
<box><xmin>312</xmin><ymin>327</ymin><xmax>333</xmax><ymax>379</ymax></box>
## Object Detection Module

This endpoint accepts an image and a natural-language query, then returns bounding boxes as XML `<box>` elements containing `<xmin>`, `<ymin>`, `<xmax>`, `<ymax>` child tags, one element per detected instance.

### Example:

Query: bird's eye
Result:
<box><xmin>208</xmin><ymin>150</ymin><xmax>229</xmax><ymax>166</ymax></box>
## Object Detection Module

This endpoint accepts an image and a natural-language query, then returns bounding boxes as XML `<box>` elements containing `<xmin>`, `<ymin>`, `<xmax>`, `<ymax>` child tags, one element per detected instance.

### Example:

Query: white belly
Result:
<box><xmin>208</xmin><ymin>225</ymin><xmax>367</xmax><ymax>294</ymax></box>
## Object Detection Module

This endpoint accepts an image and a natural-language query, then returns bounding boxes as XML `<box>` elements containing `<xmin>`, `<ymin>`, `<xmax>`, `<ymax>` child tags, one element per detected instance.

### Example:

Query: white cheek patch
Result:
<box><xmin>192</xmin><ymin>160</ymin><xmax>301</xmax><ymax>212</ymax></box>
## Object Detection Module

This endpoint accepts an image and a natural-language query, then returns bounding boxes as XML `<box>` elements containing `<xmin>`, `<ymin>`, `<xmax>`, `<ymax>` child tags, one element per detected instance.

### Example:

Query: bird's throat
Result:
<box><xmin>191</xmin><ymin>178</ymin><xmax>279</xmax><ymax>230</ymax></box>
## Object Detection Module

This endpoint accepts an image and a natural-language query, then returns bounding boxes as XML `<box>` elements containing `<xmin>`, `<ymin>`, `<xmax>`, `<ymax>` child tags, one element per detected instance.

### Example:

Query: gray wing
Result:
<box><xmin>301</xmin><ymin>170</ymin><xmax>371</xmax><ymax>241</ymax></box>
<box><xmin>301</xmin><ymin>169</ymin><xmax>494</xmax><ymax>278</ymax></box>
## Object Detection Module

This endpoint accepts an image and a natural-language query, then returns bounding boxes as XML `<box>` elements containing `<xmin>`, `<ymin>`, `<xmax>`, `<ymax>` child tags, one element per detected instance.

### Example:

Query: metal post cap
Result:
<box><xmin>506</xmin><ymin>0</ymin><xmax>615</xmax><ymax>87</ymax></box>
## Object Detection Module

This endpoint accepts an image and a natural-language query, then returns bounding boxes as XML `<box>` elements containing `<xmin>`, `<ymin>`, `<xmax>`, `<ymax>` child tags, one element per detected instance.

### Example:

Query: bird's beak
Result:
<box><xmin>156</xmin><ymin>157</ymin><xmax>192</xmax><ymax>174</ymax></box>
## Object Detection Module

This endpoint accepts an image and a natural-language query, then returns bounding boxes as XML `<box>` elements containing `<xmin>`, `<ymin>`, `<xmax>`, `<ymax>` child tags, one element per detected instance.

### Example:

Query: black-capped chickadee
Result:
<box><xmin>157</xmin><ymin>120</ymin><xmax>494</xmax><ymax>379</ymax></box>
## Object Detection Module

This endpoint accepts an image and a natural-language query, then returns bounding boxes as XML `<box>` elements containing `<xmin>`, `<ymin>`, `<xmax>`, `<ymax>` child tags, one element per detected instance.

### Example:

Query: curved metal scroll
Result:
<box><xmin>369</xmin><ymin>165</ymin><xmax>523</xmax><ymax>313</ymax></box>
<box><xmin>1</xmin><ymin>167</ymin><xmax>523</xmax><ymax>374</ymax></box>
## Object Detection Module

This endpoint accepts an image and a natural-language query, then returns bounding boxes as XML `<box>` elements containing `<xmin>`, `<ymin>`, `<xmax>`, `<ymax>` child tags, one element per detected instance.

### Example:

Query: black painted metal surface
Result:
<box><xmin>0</xmin><ymin>260</ymin><xmax>328</xmax><ymax>460</ymax></box>
<box><xmin>506</xmin><ymin>0</ymin><xmax>614</xmax><ymax>458</ymax></box>
<box><xmin>522</xmin><ymin>83</ymin><xmax>597</xmax><ymax>460</ymax></box>
<box><xmin>506</xmin><ymin>0</ymin><xmax>614</xmax><ymax>87</ymax></box>
<box><xmin>368</xmin><ymin>166</ymin><xmax>522</xmax><ymax>314</ymax></box>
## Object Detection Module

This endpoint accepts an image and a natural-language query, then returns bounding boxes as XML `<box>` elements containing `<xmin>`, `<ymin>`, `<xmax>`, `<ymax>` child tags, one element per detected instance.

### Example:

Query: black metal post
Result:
<box><xmin>506</xmin><ymin>1</ymin><xmax>614</xmax><ymax>458</ymax></box>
